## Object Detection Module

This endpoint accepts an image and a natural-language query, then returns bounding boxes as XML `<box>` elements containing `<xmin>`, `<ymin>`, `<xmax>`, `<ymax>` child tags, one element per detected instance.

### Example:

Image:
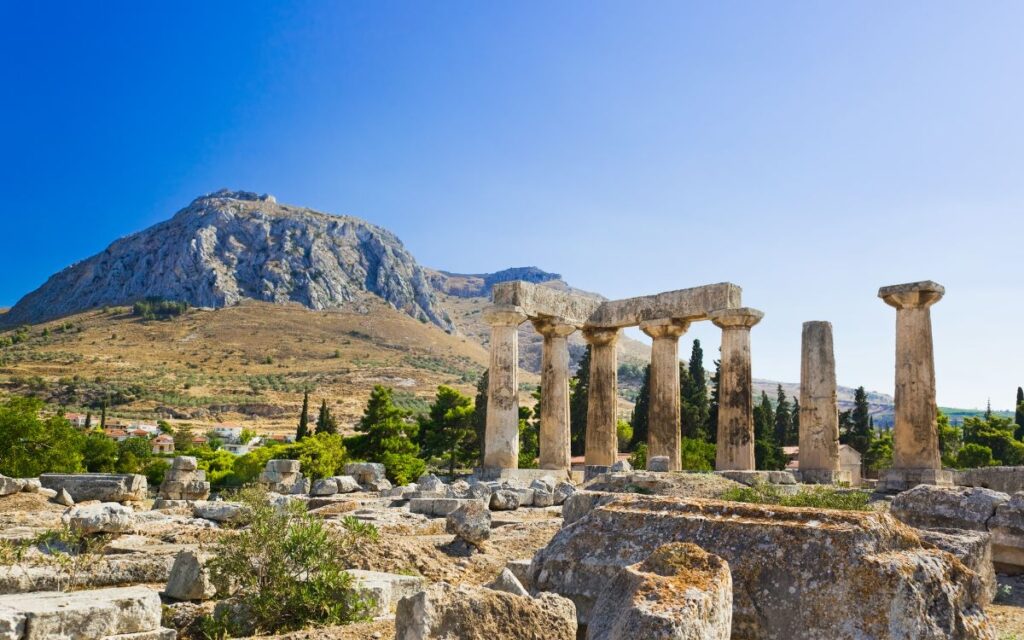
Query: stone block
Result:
<box><xmin>164</xmin><ymin>550</ymin><xmax>215</xmax><ymax>602</ymax></box>
<box><xmin>40</xmin><ymin>473</ymin><xmax>148</xmax><ymax>502</ymax></box>
<box><xmin>505</xmin><ymin>559</ymin><xmax>533</xmax><ymax>592</ymax></box>
<box><xmin>553</xmin><ymin>482</ymin><xmax>576</xmax><ymax>506</ymax></box>
<box><xmin>514</xmin><ymin>488</ymin><xmax>535</xmax><ymax>507</ymax></box>
<box><xmin>344</xmin><ymin>462</ymin><xmax>386</xmax><ymax>485</ymax></box>
<box><xmin>0</xmin><ymin>586</ymin><xmax>163</xmax><ymax>639</ymax></box>
<box><xmin>891</xmin><ymin>484</ymin><xmax>1009</xmax><ymax>532</ymax></box>
<box><xmin>417</xmin><ymin>474</ymin><xmax>445</xmax><ymax>494</ymax></box>
<box><xmin>171</xmin><ymin>456</ymin><xmax>198</xmax><ymax>471</ymax></box>
<box><xmin>532</xmin><ymin>489</ymin><xmax>554</xmax><ymax>508</ymax></box>
<box><xmin>486</xmin><ymin>568</ymin><xmax>528</xmax><ymax>597</ymax></box>
<box><xmin>879</xmin><ymin>468</ymin><xmax>955</xmax><ymax>493</ymax></box>
<box><xmin>917</xmin><ymin>528</ymin><xmax>996</xmax><ymax>605</ymax></box>
<box><xmin>348</xmin><ymin>569</ymin><xmax>425</xmax><ymax>618</ymax></box>
<box><xmin>310</xmin><ymin>478</ymin><xmax>338</xmax><ymax>496</ymax></box>
<box><xmin>445</xmin><ymin>500</ymin><xmax>491</xmax><ymax>547</ymax></box>
<box><xmin>955</xmin><ymin>466</ymin><xmax>1024</xmax><ymax>495</ymax></box>
<box><xmin>489</xmin><ymin>489</ymin><xmax>521</xmax><ymax>511</ymax></box>
<box><xmin>409</xmin><ymin>498</ymin><xmax>467</xmax><ymax>517</ymax></box>
<box><xmin>0</xmin><ymin>476</ymin><xmax>21</xmax><ymax>497</ymax></box>
<box><xmin>333</xmin><ymin>475</ymin><xmax>360</xmax><ymax>493</ymax></box>
<box><xmin>266</xmin><ymin>459</ymin><xmax>301</xmax><ymax>474</ymax></box>
<box><xmin>989</xmin><ymin>492</ymin><xmax>1024</xmax><ymax>571</ymax></box>
<box><xmin>647</xmin><ymin>456</ymin><xmax>670</xmax><ymax>472</ymax></box>
<box><xmin>63</xmin><ymin>503</ymin><xmax>135</xmax><ymax>535</ymax></box>
<box><xmin>192</xmin><ymin>501</ymin><xmax>247</xmax><ymax>524</ymax></box>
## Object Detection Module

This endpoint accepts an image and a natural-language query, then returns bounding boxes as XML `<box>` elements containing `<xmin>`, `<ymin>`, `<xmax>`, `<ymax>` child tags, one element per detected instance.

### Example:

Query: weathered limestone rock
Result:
<box><xmin>395</xmin><ymin>582</ymin><xmax>577</xmax><ymax>640</ymax></box>
<box><xmin>40</xmin><ymin>473</ymin><xmax>147</xmax><ymax>502</ymax></box>
<box><xmin>446</xmin><ymin>479</ymin><xmax>472</xmax><ymax>498</ymax></box>
<box><xmin>514</xmin><ymin>488</ymin><xmax>535</xmax><ymax>507</ymax></box>
<box><xmin>710</xmin><ymin>308</ymin><xmax>762</xmax><ymax>471</ymax></box>
<box><xmin>19</xmin><ymin>479</ymin><xmax>41</xmax><ymax>493</ymax></box>
<box><xmin>583</xmin><ymin>327</ymin><xmax>621</xmax><ymax>467</ymax></box>
<box><xmin>505</xmin><ymin>559</ymin><xmax>533</xmax><ymax>592</ymax></box>
<box><xmin>446</xmin><ymin>500</ymin><xmax>491</xmax><ymax>547</ymax></box>
<box><xmin>192</xmin><ymin>501</ymin><xmax>247</xmax><ymax>523</ymax></box>
<box><xmin>640</xmin><ymin>319</ymin><xmax>689</xmax><ymax>471</ymax></box>
<box><xmin>586</xmin><ymin>542</ymin><xmax>732</xmax><ymax>640</ymax></box>
<box><xmin>486</xmin><ymin>568</ymin><xmax>529</xmax><ymax>597</ymax></box>
<box><xmin>879</xmin><ymin>281</ymin><xmax>950</xmax><ymax>491</ymax></box>
<box><xmin>798</xmin><ymin>321</ymin><xmax>845</xmax><ymax>483</ymax></box>
<box><xmin>609</xmin><ymin>459</ymin><xmax>632</xmax><ymax>472</ymax></box>
<box><xmin>418</xmin><ymin>474</ymin><xmax>445</xmax><ymax>494</ymax></box>
<box><xmin>348</xmin><ymin>569</ymin><xmax>426</xmax><ymax>618</ymax></box>
<box><xmin>0</xmin><ymin>586</ymin><xmax>167</xmax><ymax>639</ymax></box>
<box><xmin>717</xmin><ymin>470</ymin><xmax>797</xmax><ymax>487</ymax></box>
<box><xmin>489</xmin><ymin>490</ymin><xmax>520</xmax><ymax>511</ymax></box>
<box><xmin>533</xmin><ymin>318</ymin><xmax>576</xmax><ymax>471</ymax></box>
<box><xmin>891</xmin><ymin>484</ymin><xmax>1009</xmax><ymax>532</ymax></box>
<box><xmin>954</xmin><ymin>466</ymin><xmax>1024</xmax><ymax>494</ymax></box>
<box><xmin>0</xmin><ymin>476</ymin><xmax>22</xmax><ymax>496</ymax></box>
<box><xmin>989</xmin><ymin>492</ymin><xmax>1024</xmax><ymax>570</ymax></box>
<box><xmin>63</xmin><ymin>503</ymin><xmax>135</xmax><ymax>535</ymax></box>
<box><xmin>55</xmin><ymin>488</ymin><xmax>74</xmax><ymax>507</ymax></box>
<box><xmin>343</xmin><ymin>462</ymin><xmax>386</xmax><ymax>486</ymax></box>
<box><xmin>647</xmin><ymin>456</ymin><xmax>670</xmax><ymax>472</ymax></box>
<box><xmin>918</xmin><ymin>528</ymin><xmax>997</xmax><ymax>605</ymax></box>
<box><xmin>258</xmin><ymin>459</ymin><xmax>305</xmax><ymax>494</ymax></box>
<box><xmin>553</xmin><ymin>481</ymin><xmax>576</xmax><ymax>505</ymax></box>
<box><xmin>409</xmin><ymin>498</ymin><xmax>469</xmax><ymax>517</ymax></box>
<box><xmin>159</xmin><ymin>457</ymin><xmax>210</xmax><ymax>501</ymax></box>
<box><xmin>530</xmin><ymin>492</ymin><xmax>993</xmax><ymax>638</ymax></box>
<box><xmin>310</xmin><ymin>478</ymin><xmax>339</xmax><ymax>496</ymax></box>
<box><xmin>333</xmin><ymin>475</ymin><xmax>360</xmax><ymax>493</ymax></box>
<box><xmin>164</xmin><ymin>550</ymin><xmax>215</xmax><ymax>601</ymax></box>
<box><xmin>483</xmin><ymin>306</ymin><xmax>527</xmax><ymax>469</ymax></box>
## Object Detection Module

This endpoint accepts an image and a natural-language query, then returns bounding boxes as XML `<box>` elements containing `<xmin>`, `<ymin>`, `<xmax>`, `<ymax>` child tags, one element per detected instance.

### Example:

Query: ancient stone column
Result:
<box><xmin>583</xmin><ymin>327</ymin><xmax>621</xmax><ymax>468</ymax></box>
<box><xmin>799</xmin><ymin>321</ymin><xmax>846</xmax><ymax>484</ymax></box>
<box><xmin>533</xmin><ymin>318</ymin><xmax>577</xmax><ymax>471</ymax></box>
<box><xmin>482</xmin><ymin>305</ymin><xmax>527</xmax><ymax>469</ymax></box>
<box><xmin>878</xmin><ymin>281</ymin><xmax>949</xmax><ymax>490</ymax></box>
<box><xmin>710</xmin><ymin>308</ymin><xmax>763</xmax><ymax>471</ymax></box>
<box><xmin>640</xmin><ymin>319</ymin><xmax>690</xmax><ymax>471</ymax></box>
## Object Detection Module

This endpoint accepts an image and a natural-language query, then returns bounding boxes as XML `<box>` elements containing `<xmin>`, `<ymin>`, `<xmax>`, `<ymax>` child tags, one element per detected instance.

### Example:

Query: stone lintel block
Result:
<box><xmin>409</xmin><ymin>498</ymin><xmax>479</xmax><ymax>517</ymax></box>
<box><xmin>709</xmin><ymin>307</ymin><xmax>764</xmax><ymax>330</ymax></box>
<box><xmin>878</xmin><ymin>281</ymin><xmax>945</xmax><ymax>309</ymax></box>
<box><xmin>491</xmin><ymin>282</ymin><xmax>602</xmax><ymax>326</ymax></box>
<box><xmin>265</xmin><ymin>459</ymin><xmax>300</xmax><ymax>473</ymax></box>
<box><xmin>879</xmin><ymin>468</ymin><xmax>955</xmax><ymax>493</ymax></box>
<box><xmin>581</xmin><ymin>327</ymin><xmax>620</xmax><ymax>346</ymax></box>
<box><xmin>0</xmin><ymin>586</ymin><xmax>163</xmax><ymax>638</ymax></box>
<box><xmin>170</xmin><ymin>456</ymin><xmax>198</xmax><ymax>471</ymax></box>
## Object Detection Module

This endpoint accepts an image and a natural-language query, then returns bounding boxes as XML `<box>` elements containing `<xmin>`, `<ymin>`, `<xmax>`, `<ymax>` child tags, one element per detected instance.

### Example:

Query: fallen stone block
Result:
<box><xmin>530</xmin><ymin>492</ymin><xmax>994</xmax><ymax>639</ymax></box>
<box><xmin>409</xmin><ymin>498</ymin><xmax>467</xmax><ymax>517</ymax></box>
<box><xmin>989</xmin><ymin>492</ymin><xmax>1024</xmax><ymax>571</ymax></box>
<box><xmin>18</xmin><ymin>479</ymin><xmax>41</xmax><ymax>494</ymax></box>
<box><xmin>0</xmin><ymin>586</ymin><xmax>165</xmax><ymax>639</ymax></box>
<box><xmin>192</xmin><ymin>501</ymin><xmax>247</xmax><ymax>524</ymax></box>
<box><xmin>587</xmin><ymin>542</ymin><xmax>732</xmax><ymax>640</ymax></box>
<box><xmin>505</xmin><ymin>559</ymin><xmax>533</xmax><ymax>592</ymax></box>
<box><xmin>265</xmin><ymin>459</ymin><xmax>301</xmax><ymax>474</ymax></box>
<box><xmin>63</xmin><ymin>502</ymin><xmax>135</xmax><ymax>535</ymax></box>
<box><xmin>716</xmin><ymin>470</ymin><xmax>798</xmax><ymax>487</ymax></box>
<box><xmin>164</xmin><ymin>550</ymin><xmax>216</xmax><ymax>602</ymax></box>
<box><xmin>446</xmin><ymin>500</ymin><xmax>491</xmax><ymax>547</ymax></box>
<box><xmin>0</xmin><ymin>476</ymin><xmax>21</xmax><ymax>497</ymax></box>
<box><xmin>334</xmin><ymin>475</ymin><xmax>360</xmax><ymax>493</ymax></box>
<box><xmin>514</xmin><ymin>488</ymin><xmax>535</xmax><ymax>507</ymax></box>
<box><xmin>310</xmin><ymin>478</ymin><xmax>338</xmax><ymax>496</ymax></box>
<box><xmin>349</xmin><ymin>569</ymin><xmax>425</xmax><ymax>618</ymax></box>
<box><xmin>532</xmin><ymin>489</ymin><xmax>554</xmax><ymax>508</ymax></box>
<box><xmin>553</xmin><ymin>481</ymin><xmax>576</xmax><ymax>505</ymax></box>
<box><xmin>344</xmin><ymin>462</ymin><xmax>387</xmax><ymax>486</ymax></box>
<box><xmin>446</xmin><ymin>479</ymin><xmax>472</xmax><ymax>498</ymax></box>
<box><xmin>54</xmin><ymin>488</ymin><xmax>74</xmax><ymax>507</ymax></box>
<box><xmin>647</xmin><ymin>456</ymin><xmax>670</xmax><ymax>472</ymax></box>
<box><xmin>395</xmin><ymin>582</ymin><xmax>576</xmax><ymax>640</ymax></box>
<box><xmin>610</xmin><ymin>459</ymin><xmax>632</xmax><ymax>472</ymax></box>
<box><xmin>418</xmin><ymin>473</ymin><xmax>445</xmax><ymax>494</ymax></box>
<box><xmin>891</xmin><ymin>484</ymin><xmax>1009</xmax><ymax>532</ymax></box>
<box><xmin>486</xmin><ymin>568</ymin><xmax>528</xmax><ymax>597</ymax></box>
<box><xmin>489</xmin><ymin>489</ymin><xmax>520</xmax><ymax>511</ymax></box>
<box><xmin>0</xmin><ymin>555</ymin><xmax>174</xmax><ymax>595</ymax></box>
<box><xmin>36</xmin><ymin>488</ymin><xmax>56</xmax><ymax>499</ymax></box>
<box><xmin>40</xmin><ymin>473</ymin><xmax>147</xmax><ymax>502</ymax></box>
<box><xmin>171</xmin><ymin>456</ymin><xmax>198</xmax><ymax>471</ymax></box>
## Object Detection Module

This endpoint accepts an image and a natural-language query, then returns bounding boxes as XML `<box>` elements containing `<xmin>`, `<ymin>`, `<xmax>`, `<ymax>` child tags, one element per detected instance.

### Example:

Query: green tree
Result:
<box><xmin>419</xmin><ymin>386</ymin><xmax>478</xmax><ymax>476</ymax></box>
<box><xmin>679</xmin><ymin>437</ymin><xmax>715</xmax><ymax>471</ymax></box>
<box><xmin>963</xmin><ymin>414</ymin><xmax>1024</xmax><ymax>465</ymax></box>
<box><xmin>352</xmin><ymin>386</ymin><xmax>424</xmax><ymax>484</ymax></box>
<box><xmin>472</xmin><ymin>370</ymin><xmax>489</xmax><ymax>464</ymax></box>
<box><xmin>864</xmin><ymin>429</ymin><xmax>893</xmax><ymax>473</ymax></box>
<box><xmin>173</xmin><ymin>425</ymin><xmax>195</xmax><ymax>452</ymax></box>
<box><xmin>616</xmin><ymin>419</ymin><xmax>633</xmax><ymax>453</ymax></box>
<box><xmin>629</xmin><ymin>365</ymin><xmax>651</xmax><ymax>449</ymax></box>
<box><xmin>1014</xmin><ymin>386</ymin><xmax>1024</xmax><ymax>441</ymax></box>
<box><xmin>286</xmin><ymin>432</ymin><xmax>348</xmax><ymax>480</ymax></box>
<box><xmin>956</xmin><ymin>443</ymin><xmax>994</xmax><ymax>469</ymax></box>
<box><xmin>790</xmin><ymin>397</ymin><xmax>800</xmax><ymax>446</ymax></box>
<box><xmin>754</xmin><ymin>391</ymin><xmax>785</xmax><ymax>470</ymax></box>
<box><xmin>116</xmin><ymin>436</ymin><xmax>153</xmax><ymax>474</ymax></box>
<box><xmin>569</xmin><ymin>346</ymin><xmax>591</xmax><ymax>457</ymax></box>
<box><xmin>315</xmin><ymin>400</ymin><xmax>338</xmax><ymax>436</ymax></box>
<box><xmin>0</xmin><ymin>398</ymin><xmax>84</xmax><ymax>476</ymax></box>
<box><xmin>82</xmin><ymin>431</ymin><xmax>118</xmax><ymax>472</ymax></box>
<box><xmin>937</xmin><ymin>410</ymin><xmax>963</xmax><ymax>467</ymax></box>
<box><xmin>847</xmin><ymin>387</ymin><xmax>872</xmax><ymax>454</ymax></box>
<box><xmin>707</xmin><ymin>359</ymin><xmax>721</xmax><ymax>444</ymax></box>
<box><xmin>683</xmin><ymin>340</ymin><xmax>710</xmax><ymax>439</ymax></box>
<box><xmin>679</xmin><ymin>362</ymin><xmax>700</xmax><ymax>440</ymax></box>
<box><xmin>296</xmin><ymin>391</ymin><xmax>311</xmax><ymax>441</ymax></box>
<box><xmin>518</xmin><ymin>405</ymin><xmax>539</xmax><ymax>469</ymax></box>
<box><xmin>773</xmin><ymin>385</ymin><xmax>792</xmax><ymax>448</ymax></box>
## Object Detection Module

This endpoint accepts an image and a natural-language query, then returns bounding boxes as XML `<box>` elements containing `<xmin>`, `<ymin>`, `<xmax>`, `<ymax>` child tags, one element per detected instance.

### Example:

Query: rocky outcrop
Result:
<box><xmin>586</xmin><ymin>542</ymin><xmax>732</xmax><ymax>640</ymax></box>
<box><xmin>1</xmin><ymin>190</ymin><xmax>454</xmax><ymax>330</ymax></box>
<box><xmin>530</xmin><ymin>492</ymin><xmax>994</xmax><ymax>639</ymax></box>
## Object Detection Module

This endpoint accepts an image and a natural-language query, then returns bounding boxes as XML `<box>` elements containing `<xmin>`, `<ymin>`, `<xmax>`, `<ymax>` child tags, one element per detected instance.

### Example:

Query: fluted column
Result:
<box><xmin>533</xmin><ymin>318</ymin><xmax>576</xmax><ymax>471</ymax></box>
<box><xmin>640</xmin><ymin>319</ymin><xmax>690</xmax><ymax>471</ymax></box>
<box><xmin>799</xmin><ymin>321</ymin><xmax>843</xmax><ymax>483</ymax></box>
<box><xmin>482</xmin><ymin>305</ymin><xmax>527</xmax><ymax>469</ymax></box>
<box><xmin>583</xmin><ymin>327</ymin><xmax>621</xmax><ymax>467</ymax></box>
<box><xmin>879</xmin><ymin>281</ymin><xmax>945</xmax><ymax>473</ymax></box>
<box><xmin>710</xmin><ymin>308</ymin><xmax>763</xmax><ymax>471</ymax></box>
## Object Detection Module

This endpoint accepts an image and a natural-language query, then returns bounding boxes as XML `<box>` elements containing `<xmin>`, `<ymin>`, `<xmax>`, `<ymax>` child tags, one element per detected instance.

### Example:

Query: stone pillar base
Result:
<box><xmin>798</xmin><ymin>469</ymin><xmax>853</xmax><ymax>485</ymax></box>
<box><xmin>879</xmin><ymin>468</ymin><xmax>954</xmax><ymax>493</ymax></box>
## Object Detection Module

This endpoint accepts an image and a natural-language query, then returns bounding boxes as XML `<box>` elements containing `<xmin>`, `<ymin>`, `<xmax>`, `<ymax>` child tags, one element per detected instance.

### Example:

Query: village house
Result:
<box><xmin>151</xmin><ymin>433</ymin><xmax>174</xmax><ymax>454</ymax></box>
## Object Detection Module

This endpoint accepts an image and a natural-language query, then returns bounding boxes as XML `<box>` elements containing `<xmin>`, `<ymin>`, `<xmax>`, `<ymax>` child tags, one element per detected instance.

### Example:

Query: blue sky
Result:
<box><xmin>2</xmin><ymin>2</ymin><xmax>1022</xmax><ymax>409</ymax></box>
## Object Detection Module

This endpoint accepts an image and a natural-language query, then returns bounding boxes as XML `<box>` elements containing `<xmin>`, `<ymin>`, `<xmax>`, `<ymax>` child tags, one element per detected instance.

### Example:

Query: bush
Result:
<box><xmin>203</xmin><ymin>489</ymin><xmax>375</xmax><ymax>636</ymax></box>
<box><xmin>628</xmin><ymin>443</ymin><xmax>648</xmax><ymax>470</ymax></box>
<box><xmin>956</xmin><ymin>443</ymin><xmax>995</xmax><ymax>469</ymax></box>
<box><xmin>132</xmin><ymin>297</ymin><xmax>189</xmax><ymax>321</ymax></box>
<box><xmin>721</xmin><ymin>484</ymin><xmax>872</xmax><ymax>511</ymax></box>
<box><xmin>679</xmin><ymin>437</ymin><xmax>715</xmax><ymax>471</ymax></box>
<box><xmin>616</xmin><ymin>420</ymin><xmax>633</xmax><ymax>452</ymax></box>
<box><xmin>380</xmin><ymin>452</ymin><xmax>426</xmax><ymax>486</ymax></box>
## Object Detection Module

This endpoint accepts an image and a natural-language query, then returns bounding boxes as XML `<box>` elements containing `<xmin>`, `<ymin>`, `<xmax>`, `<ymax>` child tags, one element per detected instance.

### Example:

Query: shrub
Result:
<box><xmin>132</xmin><ymin>298</ymin><xmax>189</xmax><ymax>321</ymax></box>
<box><xmin>956</xmin><ymin>443</ymin><xmax>995</xmax><ymax>469</ymax></box>
<box><xmin>679</xmin><ymin>437</ymin><xmax>715</xmax><ymax>471</ymax></box>
<box><xmin>722</xmin><ymin>484</ymin><xmax>872</xmax><ymax>511</ymax></box>
<box><xmin>628</xmin><ymin>443</ymin><xmax>648</xmax><ymax>470</ymax></box>
<box><xmin>203</xmin><ymin>489</ymin><xmax>375</xmax><ymax>636</ymax></box>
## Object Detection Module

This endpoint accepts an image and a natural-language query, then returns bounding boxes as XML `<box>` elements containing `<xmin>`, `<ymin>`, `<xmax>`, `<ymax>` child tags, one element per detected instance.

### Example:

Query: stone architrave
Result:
<box><xmin>710</xmin><ymin>308</ymin><xmax>763</xmax><ymax>471</ymax></box>
<box><xmin>878</xmin><ymin>281</ymin><xmax>949</xmax><ymax>491</ymax></box>
<box><xmin>583</xmin><ymin>327</ymin><xmax>621</xmax><ymax>467</ymax></box>
<box><xmin>640</xmin><ymin>319</ymin><xmax>690</xmax><ymax>471</ymax></box>
<box><xmin>799</xmin><ymin>321</ymin><xmax>845</xmax><ymax>483</ymax></box>
<box><xmin>482</xmin><ymin>305</ymin><xmax>527</xmax><ymax>469</ymax></box>
<box><xmin>533</xmin><ymin>318</ymin><xmax>577</xmax><ymax>471</ymax></box>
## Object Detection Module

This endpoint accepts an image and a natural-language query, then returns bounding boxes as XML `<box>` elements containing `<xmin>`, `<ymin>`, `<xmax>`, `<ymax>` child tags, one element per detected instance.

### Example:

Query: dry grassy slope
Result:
<box><xmin>0</xmin><ymin>301</ymin><xmax>538</xmax><ymax>434</ymax></box>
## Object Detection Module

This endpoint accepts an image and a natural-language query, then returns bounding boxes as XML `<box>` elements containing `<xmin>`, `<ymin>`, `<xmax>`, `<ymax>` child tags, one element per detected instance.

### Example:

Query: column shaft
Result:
<box><xmin>893</xmin><ymin>305</ymin><xmax>940</xmax><ymax>469</ymax></box>
<box><xmin>799</xmin><ymin>321</ymin><xmax>840</xmax><ymax>473</ymax></box>
<box><xmin>711</xmin><ymin>308</ymin><xmax>763</xmax><ymax>471</ymax></box>
<box><xmin>641</xmin><ymin>320</ymin><xmax>689</xmax><ymax>471</ymax></box>
<box><xmin>534</xmin><ymin>319</ymin><xmax>576</xmax><ymax>471</ymax></box>
<box><xmin>584</xmin><ymin>328</ymin><xmax>621</xmax><ymax>467</ymax></box>
<box><xmin>482</xmin><ymin>307</ymin><xmax>526</xmax><ymax>469</ymax></box>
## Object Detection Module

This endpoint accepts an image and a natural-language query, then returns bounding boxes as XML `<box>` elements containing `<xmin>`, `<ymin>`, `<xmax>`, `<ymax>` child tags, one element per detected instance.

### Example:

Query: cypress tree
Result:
<box><xmin>629</xmin><ymin>364</ymin><xmax>652</xmax><ymax>449</ymax></box>
<box><xmin>683</xmin><ymin>340</ymin><xmax>710</xmax><ymax>438</ymax></box>
<box><xmin>315</xmin><ymin>399</ymin><xmax>337</xmax><ymax>435</ymax></box>
<box><xmin>790</xmin><ymin>397</ymin><xmax>800</xmax><ymax>446</ymax></box>
<box><xmin>296</xmin><ymin>390</ymin><xmax>310</xmax><ymax>441</ymax></box>
<box><xmin>754</xmin><ymin>391</ymin><xmax>784</xmax><ymax>469</ymax></box>
<box><xmin>850</xmin><ymin>386</ymin><xmax>872</xmax><ymax>454</ymax></box>
<box><xmin>985</xmin><ymin>399</ymin><xmax>993</xmax><ymax>421</ymax></box>
<box><xmin>679</xmin><ymin>362</ymin><xmax>698</xmax><ymax>439</ymax></box>
<box><xmin>1014</xmin><ymin>387</ymin><xmax>1024</xmax><ymax>441</ymax></box>
<box><xmin>472</xmin><ymin>370</ymin><xmax>489</xmax><ymax>463</ymax></box>
<box><xmin>84</xmin><ymin>412</ymin><xmax>92</xmax><ymax>430</ymax></box>
<box><xmin>100</xmin><ymin>402</ymin><xmax>107</xmax><ymax>429</ymax></box>
<box><xmin>569</xmin><ymin>346</ymin><xmax>591</xmax><ymax>456</ymax></box>
<box><xmin>774</xmin><ymin>385</ymin><xmax>792</xmax><ymax>447</ymax></box>
<box><xmin>707</xmin><ymin>359</ymin><xmax>721</xmax><ymax>444</ymax></box>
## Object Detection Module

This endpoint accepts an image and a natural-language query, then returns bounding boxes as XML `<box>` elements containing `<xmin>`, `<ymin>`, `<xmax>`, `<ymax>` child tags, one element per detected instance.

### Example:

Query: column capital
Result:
<box><xmin>482</xmin><ymin>305</ymin><xmax>528</xmax><ymax>327</ymax></box>
<box><xmin>878</xmin><ymin>281</ymin><xmax>945</xmax><ymax>310</ymax></box>
<box><xmin>639</xmin><ymin>318</ymin><xmax>690</xmax><ymax>340</ymax></box>
<box><xmin>531</xmin><ymin>317</ymin><xmax>577</xmax><ymax>338</ymax></box>
<box><xmin>582</xmin><ymin>326</ymin><xmax>621</xmax><ymax>347</ymax></box>
<box><xmin>710</xmin><ymin>307</ymin><xmax>764</xmax><ymax>330</ymax></box>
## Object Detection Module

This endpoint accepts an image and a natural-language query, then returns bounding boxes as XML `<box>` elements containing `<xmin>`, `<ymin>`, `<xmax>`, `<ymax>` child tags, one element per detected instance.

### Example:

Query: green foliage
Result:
<box><xmin>196</xmin><ymin>449</ymin><xmax>240</xmax><ymax>488</ymax></box>
<box><xmin>82</xmin><ymin>431</ymin><xmax>118</xmax><ymax>472</ymax></box>
<box><xmin>472</xmin><ymin>370</ymin><xmax>488</xmax><ymax>465</ymax></box>
<box><xmin>0</xmin><ymin>398</ymin><xmax>84</xmax><ymax>476</ymax></box>
<box><xmin>518</xmin><ymin>405</ymin><xmax>539</xmax><ymax>469</ymax></box>
<box><xmin>143</xmin><ymin>457</ymin><xmax>170</xmax><ymax>486</ymax></box>
<box><xmin>773</xmin><ymin>385</ymin><xmax>794</xmax><ymax>447</ymax></box>
<box><xmin>722</xmin><ymin>483</ymin><xmax>872</xmax><ymax>511</ymax></box>
<box><xmin>628</xmin><ymin>442</ymin><xmax>648</xmax><ymax>470</ymax></box>
<box><xmin>841</xmin><ymin>387</ymin><xmax>872</xmax><ymax>454</ymax></box>
<box><xmin>1015</xmin><ymin>386</ymin><xmax>1024</xmax><ymax>440</ymax></box>
<box><xmin>352</xmin><ymin>386</ymin><xmax>424</xmax><ymax>484</ymax></box>
<box><xmin>233</xmin><ymin>446</ymin><xmax>280</xmax><ymax>485</ymax></box>
<box><xmin>681</xmin><ymin>340</ymin><xmax>710</xmax><ymax>440</ymax></box>
<box><xmin>707</xmin><ymin>359</ymin><xmax>720</xmax><ymax>444</ymax></box>
<box><xmin>616</xmin><ymin>419</ymin><xmax>633</xmax><ymax>453</ymax></box>
<box><xmin>132</xmin><ymin>297</ymin><xmax>189</xmax><ymax>321</ymax></box>
<box><xmin>937</xmin><ymin>411</ymin><xmax>963</xmax><ymax>467</ymax></box>
<box><xmin>315</xmin><ymin>400</ymin><xmax>338</xmax><ymax>435</ymax></box>
<box><xmin>963</xmin><ymin>414</ymin><xmax>1024</xmax><ymax>466</ymax></box>
<box><xmin>296</xmin><ymin>391</ymin><xmax>310</xmax><ymax>441</ymax></box>
<box><xmin>418</xmin><ymin>386</ymin><xmax>478</xmax><ymax>476</ymax></box>
<box><xmin>629</xmin><ymin>365</ymin><xmax>651</xmax><ymax>449</ymax></box>
<box><xmin>115</xmin><ymin>437</ymin><xmax>152</xmax><ymax>473</ymax></box>
<box><xmin>956</xmin><ymin>443</ymin><xmax>995</xmax><ymax>469</ymax></box>
<box><xmin>286</xmin><ymin>433</ymin><xmax>348</xmax><ymax>480</ymax></box>
<box><xmin>864</xmin><ymin>429</ymin><xmax>893</xmax><ymax>472</ymax></box>
<box><xmin>753</xmin><ymin>391</ymin><xmax>785</xmax><ymax>470</ymax></box>
<box><xmin>569</xmin><ymin>346</ymin><xmax>590</xmax><ymax>457</ymax></box>
<box><xmin>204</xmin><ymin>489</ymin><xmax>374</xmax><ymax>636</ymax></box>
<box><xmin>679</xmin><ymin>437</ymin><xmax>715</xmax><ymax>471</ymax></box>
<box><xmin>340</xmin><ymin>516</ymin><xmax>379</xmax><ymax>542</ymax></box>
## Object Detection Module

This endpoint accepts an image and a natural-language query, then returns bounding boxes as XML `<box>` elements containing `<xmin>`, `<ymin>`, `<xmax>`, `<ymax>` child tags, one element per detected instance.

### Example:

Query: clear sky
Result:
<box><xmin>2</xmin><ymin>2</ymin><xmax>1022</xmax><ymax>409</ymax></box>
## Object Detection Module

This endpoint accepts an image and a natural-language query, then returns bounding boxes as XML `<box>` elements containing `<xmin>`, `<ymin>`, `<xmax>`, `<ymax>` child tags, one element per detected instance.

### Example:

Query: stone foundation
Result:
<box><xmin>879</xmin><ymin>468</ymin><xmax>954</xmax><ymax>493</ymax></box>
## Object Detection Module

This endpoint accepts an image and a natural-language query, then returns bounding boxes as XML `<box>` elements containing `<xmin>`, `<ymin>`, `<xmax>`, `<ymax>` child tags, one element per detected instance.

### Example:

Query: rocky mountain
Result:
<box><xmin>1</xmin><ymin>190</ymin><xmax>455</xmax><ymax>330</ymax></box>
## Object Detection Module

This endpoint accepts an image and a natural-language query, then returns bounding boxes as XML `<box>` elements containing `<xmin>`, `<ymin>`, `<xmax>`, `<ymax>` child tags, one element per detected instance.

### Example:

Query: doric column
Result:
<box><xmin>640</xmin><ymin>319</ymin><xmax>690</xmax><ymax>471</ymax></box>
<box><xmin>482</xmin><ymin>305</ymin><xmax>527</xmax><ymax>469</ymax></box>
<box><xmin>879</xmin><ymin>281</ymin><xmax>947</xmax><ymax>489</ymax></box>
<box><xmin>799</xmin><ymin>321</ymin><xmax>844</xmax><ymax>483</ymax></box>
<box><xmin>710</xmin><ymin>308</ymin><xmax>763</xmax><ymax>471</ymax></box>
<box><xmin>583</xmin><ymin>327</ymin><xmax>621</xmax><ymax>467</ymax></box>
<box><xmin>533</xmin><ymin>318</ymin><xmax>577</xmax><ymax>471</ymax></box>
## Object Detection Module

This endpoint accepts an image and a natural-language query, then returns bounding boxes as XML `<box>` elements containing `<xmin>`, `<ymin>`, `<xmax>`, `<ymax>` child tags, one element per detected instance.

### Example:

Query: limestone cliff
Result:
<box><xmin>1</xmin><ymin>190</ymin><xmax>455</xmax><ymax>330</ymax></box>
